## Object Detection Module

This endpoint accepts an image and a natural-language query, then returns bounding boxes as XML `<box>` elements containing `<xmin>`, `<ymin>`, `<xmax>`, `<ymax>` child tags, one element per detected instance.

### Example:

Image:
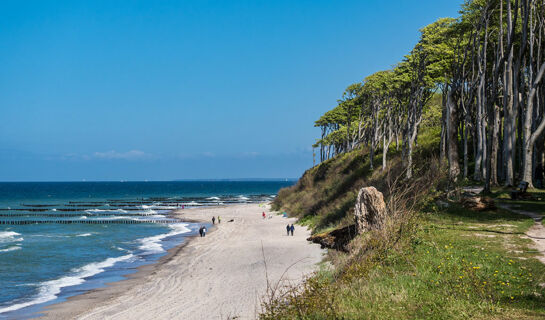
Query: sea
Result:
<box><xmin>0</xmin><ymin>181</ymin><xmax>293</xmax><ymax>319</ymax></box>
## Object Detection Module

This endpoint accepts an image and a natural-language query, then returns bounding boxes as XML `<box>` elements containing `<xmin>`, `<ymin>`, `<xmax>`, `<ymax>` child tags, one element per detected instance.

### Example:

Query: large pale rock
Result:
<box><xmin>354</xmin><ymin>187</ymin><xmax>387</xmax><ymax>233</ymax></box>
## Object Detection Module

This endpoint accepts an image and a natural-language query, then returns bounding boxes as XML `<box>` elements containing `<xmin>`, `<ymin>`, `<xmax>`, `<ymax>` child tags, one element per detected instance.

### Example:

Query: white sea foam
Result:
<box><xmin>138</xmin><ymin>223</ymin><xmax>191</xmax><ymax>254</ymax></box>
<box><xmin>139</xmin><ymin>209</ymin><xmax>158</xmax><ymax>216</ymax></box>
<box><xmin>237</xmin><ymin>195</ymin><xmax>250</xmax><ymax>201</ymax></box>
<box><xmin>51</xmin><ymin>208</ymin><xmax>57</xmax><ymax>212</ymax></box>
<box><xmin>90</xmin><ymin>216</ymin><xmax>137</xmax><ymax>221</ymax></box>
<box><xmin>0</xmin><ymin>254</ymin><xmax>134</xmax><ymax>314</ymax></box>
<box><xmin>0</xmin><ymin>231</ymin><xmax>20</xmax><ymax>239</ymax></box>
<box><xmin>76</xmin><ymin>233</ymin><xmax>92</xmax><ymax>237</ymax></box>
<box><xmin>0</xmin><ymin>246</ymin><xmax>21</xmax><ymax>253</ymax></box>
<box><xmin>206</xmin><ymin>196</ymin><xmax>220</xmax><ymax>201</ymax></box>
<box><xmin>185</xmin><ymin>201</ymin><xmax>201</xmax><ymax>206</ymax></box>
<box><xmin>85</xmin><ymin>209</ymin><xmax>128</xmax><ymax>214</ymax></box>
<box><xmin>141</xmin><ymin>205</ymin><xmax>176</xmax><ymax>210</ymax></box>
<box><xmin>0</xmin><ymin>231</ymin><xmax>23</xmax><ymax>243</ymax></box>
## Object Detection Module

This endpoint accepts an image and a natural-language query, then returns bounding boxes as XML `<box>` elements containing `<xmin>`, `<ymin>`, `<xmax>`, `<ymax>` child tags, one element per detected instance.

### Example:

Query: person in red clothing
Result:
<box><xmin>262</xmin><ymin>212</ymin><xmax>266</xmax><ymax>219</ymax></box>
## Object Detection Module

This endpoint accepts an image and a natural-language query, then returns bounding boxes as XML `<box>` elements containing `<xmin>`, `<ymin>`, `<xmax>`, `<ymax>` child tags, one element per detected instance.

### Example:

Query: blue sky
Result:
<box><xmin>0</xmin><ymin>0</ymin><xmax>461</xmax><ymax>181</ymax></box>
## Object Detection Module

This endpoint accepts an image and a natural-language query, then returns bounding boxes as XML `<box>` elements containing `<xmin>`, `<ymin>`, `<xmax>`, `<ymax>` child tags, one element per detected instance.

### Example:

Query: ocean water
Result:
<box><xmin>0</xmin><ymin>181</ymin><xmax>293</xmax><ymax>319</ymax></box>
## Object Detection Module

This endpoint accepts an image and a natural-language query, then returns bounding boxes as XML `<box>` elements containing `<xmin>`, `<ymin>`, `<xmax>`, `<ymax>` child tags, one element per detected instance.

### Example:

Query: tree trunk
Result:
<box><xmin>447</xmin><ymin>89</ymin><xmax>461</xmax><ymax>183</ymax></box>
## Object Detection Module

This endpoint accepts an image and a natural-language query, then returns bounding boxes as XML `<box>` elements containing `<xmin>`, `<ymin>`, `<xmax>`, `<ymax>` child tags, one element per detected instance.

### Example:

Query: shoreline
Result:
<box><xmin>39</xmin><ymin>203</ymin><xmax>324</xmax><ymax>319</ymax></box>
<box><xmin>32</xmin><ymin>207</ymin><xmax>211</xmax><ymax>319</ymax></box>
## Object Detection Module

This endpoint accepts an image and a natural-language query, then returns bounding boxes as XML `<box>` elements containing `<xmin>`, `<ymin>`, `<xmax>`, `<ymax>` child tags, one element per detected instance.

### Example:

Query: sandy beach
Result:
<box><xmin>40</xmin><ymin>203</ymin><xmax>324</xmax><ymax>320</ymax></box>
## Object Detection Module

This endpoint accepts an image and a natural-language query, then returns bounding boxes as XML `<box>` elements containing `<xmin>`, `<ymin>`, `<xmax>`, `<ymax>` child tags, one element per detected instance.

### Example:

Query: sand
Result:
<box><xmin>40</xmin><ymin>204</ymin><xmax>324</xmax><ymax>320</ymax></box>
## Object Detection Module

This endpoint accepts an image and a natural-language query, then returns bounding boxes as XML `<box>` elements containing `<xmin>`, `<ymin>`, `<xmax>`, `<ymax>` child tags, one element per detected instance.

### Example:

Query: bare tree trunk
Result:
<box><xmin>522</xmin><ymin>61</ymin><xmax>545</xmax><ymax>185</ymax></box>
<box><xmin>447</xmin><ymin>89</ymin><xmax>461</xmax><ymax>183</ymax></box>
<box><xmin>504</xmin><ymin>0</ymin><xmax>517</xmax><ymax>186</ymax></box>
<box><xmin>490</xmin><ymin>105</ymin><xmax>501</xmax><ymax>186</ymax></box>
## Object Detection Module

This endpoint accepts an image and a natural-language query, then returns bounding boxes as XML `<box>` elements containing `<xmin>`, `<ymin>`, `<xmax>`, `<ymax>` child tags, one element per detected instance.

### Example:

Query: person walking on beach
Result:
<box><xmin>218</xmin><ymin>216</ymin><xmax>221</xmax><ymax>224</ymax></box>
<box><xmin>286</xmin><ymin>224</ymin><xmax>290</xmax><ymax>236</ymax></box>
<box><xmin>199</xmin><ymin>226</ymin><xmax>204</xmax><ymax>237</ymax></box>
<box><xmin>202</xmin><ymin>226</ymin><xmax>207</xmax><ymax>237</ymax></box>
<box><xmin>290</xmin><ymin>224</ymin><xmax>294</xmax><ymax>236</ymax></box>
<box><xmin>262</xmin><ymin>212</ymin><xmax>266</xmax><ymax>219</ymax></box>
<box><xmin>212</xmin><ymin>216</ymin><xmax>216</xmax><ymax>224</ymax></box>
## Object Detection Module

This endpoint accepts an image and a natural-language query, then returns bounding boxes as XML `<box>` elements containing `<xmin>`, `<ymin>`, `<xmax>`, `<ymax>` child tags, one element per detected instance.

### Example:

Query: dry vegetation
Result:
<box><xmin>263</xmin><ymin>124</ymin><xmax>545</xmax><ymax>319</ymax></box>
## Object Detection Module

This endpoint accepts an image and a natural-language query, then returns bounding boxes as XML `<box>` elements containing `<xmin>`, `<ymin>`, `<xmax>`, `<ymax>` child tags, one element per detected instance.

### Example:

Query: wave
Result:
<box><xmin>206</xmin><ymin>196</ymin><xmax>220</xmax><ymax>201</ymax></box>
<box><xmin>141</xmin><ymin>205</ymin><xmax>177</xmax><ymax>210</ymax></box>
<box><xmin>76</xmin><ymin>233</ymin><xmax>92</xmax><ymax>237</ymax></box>
<box><xmin>139</xmin><ymin>209</ymin><xmax>158</xmax><ymax>215</ymax></box>
<box><xmin>138</xmin><ymin>223</ymin><xmax>191</xmax><ymax>254</ymax></box>
<box><xmin>142</xmin><ymin>215</ymin><xmax>165</xmax><ymax>219</ymax></box>
<box><xmin>0</xmin><ymin>246</ymin><xmax>21</xmax><ymax>253</ymax></box>
<box><xmin>51</xmin><ymin>208</ymin><xmax>57</xmax><ymax>212</ymax></box>
<box><xmin>0</xmin><ymin>231</ymin><xmax>23</xmax><ymax>243</ymax></box>
<box><xmin>0</xmin><ymin>254</ymin><xmax>134</xmax><ymax>314</ymax></box>
<box><xmin>0</xmin><ymin>231</ymin><xmax>21</xmax><ymax>239</ymax></box>
<box><xmin>85</xmin><ymin>209</ymin><xmax>128</xmax><ymax>214</ymax></box>
<box><xmin>89</xmin><ymin>216</ymin><xmax>138</xmax><ymax>221</ymax></box>
<box><xmin>237</xmin><ymin>195</ymin><xmax>250</xmax><ymax>201</ymax></box>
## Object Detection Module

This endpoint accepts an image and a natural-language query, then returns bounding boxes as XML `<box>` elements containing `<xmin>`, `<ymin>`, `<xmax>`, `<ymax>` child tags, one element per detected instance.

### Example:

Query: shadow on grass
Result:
<box><xmin>315</xmin><ymin>194</ymin><xmax>356</xmax><ymax>232</ymax></box>
<box><xmin>425</xmin><ymin>225</ymin><xmax>525</xmax><ymax>235</ymax></box>
<box><xmin>429</xmin><ymin>203</ymin><xmax>532</xmax><ymax>225</ymax></box>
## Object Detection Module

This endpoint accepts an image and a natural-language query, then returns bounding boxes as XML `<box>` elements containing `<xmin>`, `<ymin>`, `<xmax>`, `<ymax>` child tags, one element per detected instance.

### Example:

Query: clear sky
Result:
<box><xmin>0</xmin><ymin>0</ymin><xmax>461</xmax><ymax>181</ymax></box>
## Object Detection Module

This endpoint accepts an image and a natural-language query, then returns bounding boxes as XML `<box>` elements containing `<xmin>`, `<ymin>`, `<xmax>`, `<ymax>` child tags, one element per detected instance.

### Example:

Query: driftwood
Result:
<box><xmin>307</xmin><ymin>224</ymin><xmax>357</xmax><ymax>252</ymax></box>
<box><xmin>461</xmin><ymin>196</ymin><xmax>496</xmax><ymax>211</ymax></box>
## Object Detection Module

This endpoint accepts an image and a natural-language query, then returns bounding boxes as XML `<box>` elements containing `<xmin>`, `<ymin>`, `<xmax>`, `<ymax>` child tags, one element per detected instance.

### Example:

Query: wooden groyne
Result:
<box><xmin>0</xmin><ymin>212</ymin><xmax>167</xmax><ymax>218</ymax></box>
<box><xmin>0</xmin><ymin>208</ymin><xmax>150</xmax><ymax>212</ymax></box>
<box><xmin>0</xmin><ymin>219</ymin><xmax>181</xmax><ymax>225</ymax></box>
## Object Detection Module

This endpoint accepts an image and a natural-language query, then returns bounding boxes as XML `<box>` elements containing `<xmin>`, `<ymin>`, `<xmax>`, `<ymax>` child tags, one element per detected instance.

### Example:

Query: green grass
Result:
<box><xmin>261</xmin><ymin>204</ymin><xmax>545</xmax><ymax>319</ymax></box>
<box><xmin>266</xmin><ymin>99</ymin><xmax>545</xmax><ymax>319</ymax></box>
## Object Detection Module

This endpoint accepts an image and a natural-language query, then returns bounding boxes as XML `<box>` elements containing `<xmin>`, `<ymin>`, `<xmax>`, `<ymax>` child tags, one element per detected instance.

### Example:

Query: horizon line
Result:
<box><xmin>0</xmin><ymin>178</ymin><xmax>298</xmax><ymax>183</ymax></box>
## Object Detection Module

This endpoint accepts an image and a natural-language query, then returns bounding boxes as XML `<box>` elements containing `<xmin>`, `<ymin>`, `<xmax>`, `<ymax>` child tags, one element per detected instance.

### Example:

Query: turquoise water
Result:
<box><xmin>0</xmin><ymin>181</ymin><xmax>293</xmax><ymax>319</ymax></box>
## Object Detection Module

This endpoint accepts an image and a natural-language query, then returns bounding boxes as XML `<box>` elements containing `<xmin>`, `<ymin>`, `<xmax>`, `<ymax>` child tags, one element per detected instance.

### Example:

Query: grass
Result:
<box><xmin>261</xmin><ymin>204</ymin><xmax>545</xmax><ymax>319</ymax></box>
<box><xmin>265</xmin><ymin>100</ymin><xmax>545</xmax><ymax>319</ymax></box>
<box><xmin>273</xmin><ymin>146</ymin><xmax>375</xmax><ymax>233</ymax></box>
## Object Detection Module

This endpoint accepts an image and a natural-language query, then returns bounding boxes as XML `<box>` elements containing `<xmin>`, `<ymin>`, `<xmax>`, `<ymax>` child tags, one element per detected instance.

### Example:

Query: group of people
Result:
<box><xmin>198</xmin><ymin>225</ymin><xmax>207</xmax><ymax>237</ymax></box>
<box><xmin>199</xmin><ymin>216</ymin><xmax>221</xmax><ymax>238</ymax></box>
<box><xmin>286</xmin><ymin>224</ymin><xmax>295</xmax><ymax>236</ymax></box>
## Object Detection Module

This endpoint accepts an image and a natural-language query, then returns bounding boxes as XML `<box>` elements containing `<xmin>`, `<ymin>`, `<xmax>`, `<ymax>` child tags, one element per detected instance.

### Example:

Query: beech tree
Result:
<box><xmin>314</xmin><ymin>0</ymin><xmax>545</xmax><ymax>190</ymax></box>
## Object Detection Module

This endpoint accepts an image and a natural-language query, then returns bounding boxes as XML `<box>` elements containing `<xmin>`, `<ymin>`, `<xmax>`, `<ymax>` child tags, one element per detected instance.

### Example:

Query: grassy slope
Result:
<box><xmin>263</xmin><ymin>102</ymin><xmax>545</xmax><ymax>319</ymax></box>
<box><xmin>264</xmin><ymin>206</ymin><xmax>545</xmax><ymax>319</ymax></box>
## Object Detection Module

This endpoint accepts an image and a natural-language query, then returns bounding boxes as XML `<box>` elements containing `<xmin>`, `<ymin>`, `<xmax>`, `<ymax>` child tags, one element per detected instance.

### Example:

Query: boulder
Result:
<box><xmin>354</xmin><ymin>187</ymin><xmax>387</xmax><ymax>233</ymax></box>
<box><xmin>461</xmin><ymin>196</ymin><xmax>496</xmax><ymax>211</ymax></box>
